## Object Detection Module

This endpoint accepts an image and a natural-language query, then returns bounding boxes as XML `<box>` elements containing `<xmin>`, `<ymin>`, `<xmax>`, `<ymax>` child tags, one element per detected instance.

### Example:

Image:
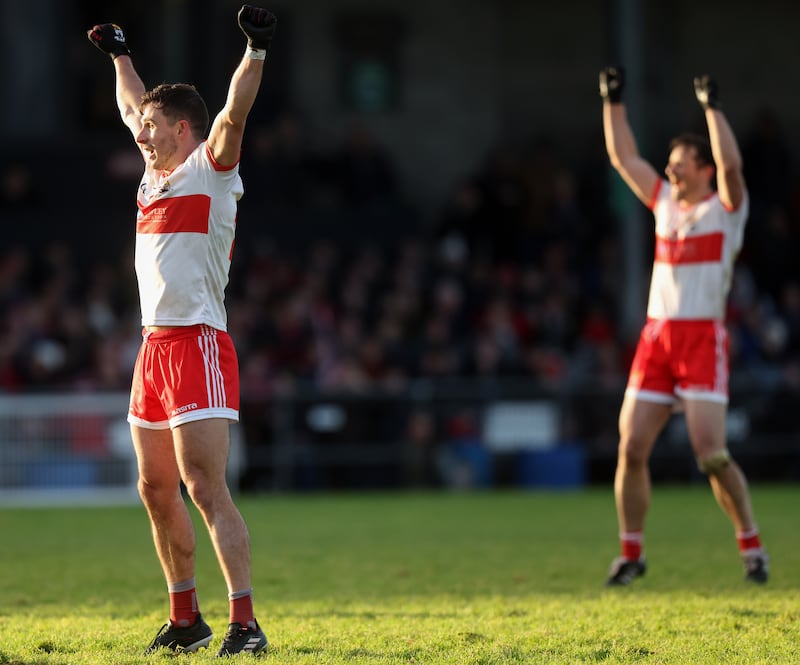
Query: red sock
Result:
<box><xmin>620</xmin><ymin>531</ymin><xmax>643</xmax><ymax>561</ymax></box>
<box><xmin>229</xmin><ymin>589</ymin><xmax>256</xmax><ymax>629</ymax></box>
<box><xmin>169</xmin><ymin>579</ymin><xmax>199</xmax><ymax>628</ymax></box>
<box><xmin>737</xmin><ymin>527</ymin><xmax>762</xmax><ymax>553</ymax></box>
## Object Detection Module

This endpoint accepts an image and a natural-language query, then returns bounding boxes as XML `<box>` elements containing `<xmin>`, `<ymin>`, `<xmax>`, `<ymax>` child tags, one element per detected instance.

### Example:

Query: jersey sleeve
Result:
<box><xmin>192</xmin><ymin>142</ymin><xmax>243</xmax><ymax>201</ymax></box>
<box><xmin>647</xmin><ymin>179</ymin><xmax>664</xmax><ymax>211</ymax></box>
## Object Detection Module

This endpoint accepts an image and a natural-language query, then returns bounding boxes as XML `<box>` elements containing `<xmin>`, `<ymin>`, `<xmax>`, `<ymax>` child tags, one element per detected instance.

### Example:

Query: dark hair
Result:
<box><xmin>668</xmin><ymin>132</ymin><xmax>714</xmax><ymax>169</ymax></box>
<box><xmin>139</xmin><ymin>83</ymin><xmax>209</xmax><ymax>139</ymax></box>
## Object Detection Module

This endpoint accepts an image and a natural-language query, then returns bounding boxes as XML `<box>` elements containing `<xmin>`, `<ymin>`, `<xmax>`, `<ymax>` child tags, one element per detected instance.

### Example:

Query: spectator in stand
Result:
<box><xmin>435</xmin><ymin>176</ymin><xmax>492</xmax><ymax>263</ymax></box>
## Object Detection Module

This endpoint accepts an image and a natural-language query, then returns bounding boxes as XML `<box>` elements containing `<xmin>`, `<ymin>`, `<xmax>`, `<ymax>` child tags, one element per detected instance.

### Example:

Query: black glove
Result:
<box><xmin>694</xmin><ymin>75</ymin><xmax>721</xmax><ymax>110</ymax></box>
<box><xmin>238</xmin><ymin>5</ymin><xmax>277</xmax><ymax>52</ymax></box>
<box><xmin>87</xmin><ymin>23</ymin><xmax>131</xmax><ymax>60</ymax></box>
<box><xmin>599</xmin><ymin>66</ymin><xmax>625</xmax><ymax>103</ymax></box>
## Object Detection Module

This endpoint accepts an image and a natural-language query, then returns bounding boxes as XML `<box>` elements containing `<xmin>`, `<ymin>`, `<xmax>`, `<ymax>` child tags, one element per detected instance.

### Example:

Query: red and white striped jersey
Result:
<box><xmin>135</xmin><ymin>142</ymin><xmax>243</xmax><ymax>330</ymax></box>
<box><xmin>645</xmin><ymin>179</ymin><xmax>748</xmax><ymax>321</ymax></box>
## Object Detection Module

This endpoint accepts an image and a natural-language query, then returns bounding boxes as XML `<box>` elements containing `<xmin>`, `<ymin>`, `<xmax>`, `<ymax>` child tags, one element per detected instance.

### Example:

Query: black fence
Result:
<box><xmin>237</xmin><ymin>378</ymin><xmax>800</xmax><ymax>492</ymax></box>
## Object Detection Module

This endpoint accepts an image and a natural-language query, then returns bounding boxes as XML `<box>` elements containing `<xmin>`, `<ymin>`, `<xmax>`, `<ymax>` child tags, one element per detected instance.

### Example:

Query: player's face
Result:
<box><xmin>136</xmin><ymin>106</ymin><xmax>181</xmax><ymax>172</ymax></box>
<box><xmin>664</xmin><ymin>145</ymin><xmax>711</xmax><ymax>202</ymax></box>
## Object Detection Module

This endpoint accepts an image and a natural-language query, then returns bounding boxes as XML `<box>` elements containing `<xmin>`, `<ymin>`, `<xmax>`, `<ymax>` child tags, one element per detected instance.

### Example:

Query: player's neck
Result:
<box><xmin>163</xmin><ymin>141</ymin><xmax>200</xmax><ymax>172</ymax></box>
<box><xmin>681</xmin><ymin>186</ymin><xmax>714</xmax><ymax>207</ymax></box>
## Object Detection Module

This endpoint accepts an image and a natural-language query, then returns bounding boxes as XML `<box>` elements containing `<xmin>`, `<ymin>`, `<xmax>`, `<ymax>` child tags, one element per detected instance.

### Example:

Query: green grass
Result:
<box><xmin>0</xmin><ymin>486</ymin><xmax>798</xmax><ymax>664</ymax></box>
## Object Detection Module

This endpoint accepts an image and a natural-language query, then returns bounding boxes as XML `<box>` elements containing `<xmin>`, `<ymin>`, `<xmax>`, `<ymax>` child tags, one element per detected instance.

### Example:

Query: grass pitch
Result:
<box><xmin>0</xmin><ymin>486</ymin><xmax>798</xmax><ymax>664</ymax></box>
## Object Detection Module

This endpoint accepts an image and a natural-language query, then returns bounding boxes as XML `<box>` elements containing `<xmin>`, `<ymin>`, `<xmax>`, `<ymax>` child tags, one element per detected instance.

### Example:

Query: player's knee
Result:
<box><xmin>618</xmin><ymin>434</ymin><xmax>650</xmax><ymax>467</ymax></box>
<box><xmin>183</xmin><ymin>474</ymin><xmax>227</xmax><ymax>514</ymax></box>
<box><xmin>137</xmin><ymin>477</ymin><xmax>175</xmax><ymax>516</ymax></box>
<box><xmin>696</xmin><ymin>448</ymin><xmax>731</xmax><ymax>475</ymax></box>
<box><xmin>618</xmin><ymin>449</ymin><xmax>645</xmax><ymax>471</ymax></box>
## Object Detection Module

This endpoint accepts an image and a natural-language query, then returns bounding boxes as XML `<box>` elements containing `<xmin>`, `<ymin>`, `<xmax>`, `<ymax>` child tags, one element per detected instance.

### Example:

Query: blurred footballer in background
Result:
<box><xmin>599</xmin><ymin>67</ymin><xmax>769</xmax><ymax>586</ymax></box>
<box><xmin>88</xmin><ymin>4</ymin><xmax>276</xmax><ymax>656</ymax></box>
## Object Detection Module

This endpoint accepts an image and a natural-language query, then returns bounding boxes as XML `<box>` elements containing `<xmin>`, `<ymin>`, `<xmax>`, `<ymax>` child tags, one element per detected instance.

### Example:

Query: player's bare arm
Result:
<box><xmin>87</xmin><ymin>24</ymin><xmax>145</xmax><ymax>141</ymax></box>
<box><xmin>694</xmin><ymin>76</ymin><xmax>746</xmax><ymax>211</ymax></box>
<box><xmin>599</xmin><ymin>67</ymin><xmax>659</xmax><ymax>206</ymax></box>
<box><xmin>113</xmin><ymin>57</ymin><xmax>146</xmax><ymax>139</ymax></box>
<box><xmin>206</xmin><ymin>5</ymin><xmax>277</xmax><ymax>168</ymax></box>
<box><xmin>207</xmin><ymin>57</ymin><xmax>265</xmax><ymax>167</ymax></box>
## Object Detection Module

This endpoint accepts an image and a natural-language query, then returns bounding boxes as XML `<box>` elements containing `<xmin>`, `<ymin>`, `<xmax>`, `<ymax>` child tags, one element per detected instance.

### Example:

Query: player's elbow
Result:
<box><xmin>607</xmin><ymin>153</ymin><xmax>625</xmax><ymax>172</ymax></box>
<box><xmin>607</xmin><ymin>152</ymin><xmax>634</xmax><ymax>178</ymax></box>
<box><xmin>119</xmin><ymin>105</ymin><xmax>139</xmax><ymax>126</ymax></box>
<box><xmin>604</xmin><ymin>141</ymin><xmax>629</xmax><ymax>171</ymax></box>
<box><xmin>720</xmin><ymin>159</ymin><xmax>743</xmax><ymax>178</ymax></box>
<box><xmin>220</xmin><ymin>109</ymin><xmax>247</xmax><ymax>134</ymax></box>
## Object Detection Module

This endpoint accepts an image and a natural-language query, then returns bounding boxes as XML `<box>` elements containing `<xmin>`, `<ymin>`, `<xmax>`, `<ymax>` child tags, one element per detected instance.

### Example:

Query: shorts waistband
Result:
<box><xmin>645</xmin><ymin>318</ymin><xmax>723</xmax><ymax>326</ymax></box>
<box><xmin>142</xmin><ymin>324</ymin><xmax>223</xmax><ymax>343</ymax></box>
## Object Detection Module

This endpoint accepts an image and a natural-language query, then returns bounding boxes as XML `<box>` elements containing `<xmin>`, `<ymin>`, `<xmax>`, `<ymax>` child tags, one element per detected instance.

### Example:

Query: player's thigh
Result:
<box><xmin>172</xmin><ymin>418</ymin><xmax>232</xmax><ymax>486</ymax></box>
<box><xmin>683</xmin><ymin>399</ymin><xmax>726</xmax><ymax>457</ymax></box>
<box><xmin>618</xmin><ymin>393</ymin><xmax>672</xmax><ymax>458</ymax></box>
<box><xmin>131</xmin><ymin>425</ymin><xmax>181</xmax><ymax>488</ymax></box>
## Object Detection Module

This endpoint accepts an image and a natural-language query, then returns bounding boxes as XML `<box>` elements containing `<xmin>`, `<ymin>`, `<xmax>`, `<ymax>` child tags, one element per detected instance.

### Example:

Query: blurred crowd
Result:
<box><xmin>2</xmin><ymin>107</ymin><xmax>800</xmax><ymax>403</ymax></box>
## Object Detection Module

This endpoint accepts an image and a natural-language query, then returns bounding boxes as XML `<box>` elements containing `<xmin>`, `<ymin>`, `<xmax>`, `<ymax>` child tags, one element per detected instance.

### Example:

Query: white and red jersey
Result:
<box><xmin>135</xmin><ymin>142</ymin><xmax>243</xmax><ymax>330</ymax></box>
<box><xmin>645</xmin><ymin>179</ymin><xmax>748</xmax><ymax>321</ymax></box>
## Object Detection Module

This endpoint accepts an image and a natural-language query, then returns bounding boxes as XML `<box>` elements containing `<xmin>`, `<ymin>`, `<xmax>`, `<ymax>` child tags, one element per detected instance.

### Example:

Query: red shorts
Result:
<box><xmin>626</xmin><ymin>319</ymin><xmax>729</xmax><ymax>405</ymax></box>
<box><xmin>128</xmin><ymin>325</ymin><xmax>240</xmax><ymax>429</ymax></box>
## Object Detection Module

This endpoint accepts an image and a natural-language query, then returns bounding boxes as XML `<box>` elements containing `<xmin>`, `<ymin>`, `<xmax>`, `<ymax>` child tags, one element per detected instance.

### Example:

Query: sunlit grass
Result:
<box><xmin>0</xmin><ymin>487</ymin><xmax>797</xmax><ymax>663</ymax></box>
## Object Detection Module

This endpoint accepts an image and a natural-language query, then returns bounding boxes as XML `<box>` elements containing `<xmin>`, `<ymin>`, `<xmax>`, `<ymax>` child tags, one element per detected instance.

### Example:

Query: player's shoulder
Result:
<box><xmin>724</xmin><ymin>192</ymin><xmax>749</xmax><ymax>217</ymax></box>
<box><xmin>178</xmin><ymin>142</ymin><xmax>219</xmax><ymax>178</ymax></box>
<box><xmin>650</xmin><ymin>178</ymin><xmax>670</xmax><ymax>210</ymax></box>
<box><xmin>188</xmin><ymin>141</ymin><xmax>238</xmax><ymax>176</ymax></box>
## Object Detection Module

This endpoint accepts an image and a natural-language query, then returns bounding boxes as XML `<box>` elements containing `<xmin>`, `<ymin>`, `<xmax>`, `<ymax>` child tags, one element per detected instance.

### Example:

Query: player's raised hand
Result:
<box><xmin>238</xmin><ymin>5</ymin><xmax>277</xmax><ymax>53</ymax></box>
<box><xmin>694</xmin><ymin>75</ymin><xmax>720</xmax><ymax>110</ymax></box>
<box><xmin>87</xmin><ymin>23</ymin><xmax>131</xmax><ymax>60</ymax></box>
<box><xmin>599</xmin><ymin>66</ymin><xmax>625</xmax><ymax>103</ymax></box>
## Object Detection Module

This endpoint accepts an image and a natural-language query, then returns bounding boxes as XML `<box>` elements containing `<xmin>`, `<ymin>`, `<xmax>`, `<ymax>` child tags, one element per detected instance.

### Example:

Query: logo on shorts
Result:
<box><xmin>172</xmin><ymin>402</ymin><xmax>198</xmax><ymax>416</ymax></box>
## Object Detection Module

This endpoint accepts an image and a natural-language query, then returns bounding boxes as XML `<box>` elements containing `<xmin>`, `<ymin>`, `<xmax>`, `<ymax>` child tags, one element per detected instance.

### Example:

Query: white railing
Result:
<box><xmin>0</xmin><ymin>393</ymin><xmax>243</xmax><ymax>506</ymax></box>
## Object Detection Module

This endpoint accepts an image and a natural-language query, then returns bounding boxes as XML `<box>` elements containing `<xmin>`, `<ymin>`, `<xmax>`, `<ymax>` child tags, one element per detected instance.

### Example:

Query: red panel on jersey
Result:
<box><xmin>654</xmin><ymin>232</ymin><xmax>723</xmax><ymax>264</ymax></box>
<box><xmin>137</xmin><ymin>195</ymin><xmax>211</xmax><ymax>235</ymax></box>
